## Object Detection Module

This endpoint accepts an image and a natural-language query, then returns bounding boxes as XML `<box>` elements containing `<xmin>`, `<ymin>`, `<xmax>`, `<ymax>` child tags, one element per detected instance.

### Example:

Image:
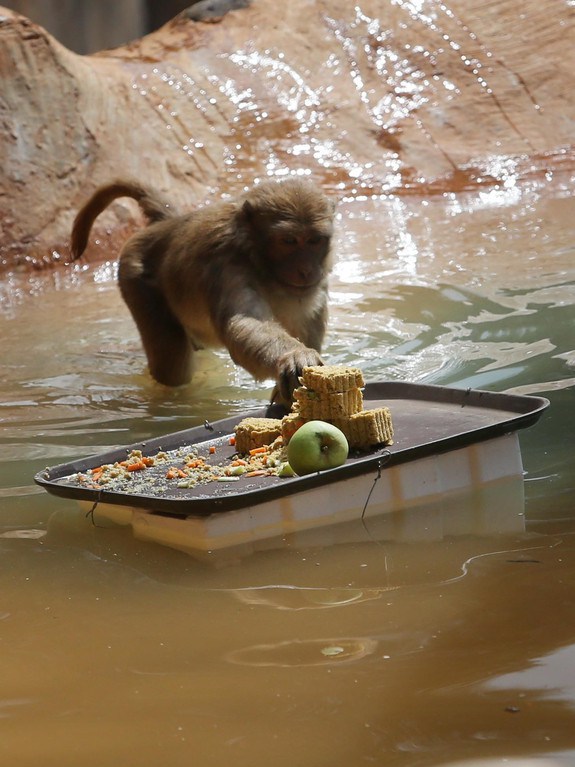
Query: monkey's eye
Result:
<box><xmin>281</xmin><ymin>235</ymin><xmax>298</xmax><ymax>246</ymax></box>
<box><xmin>307</xmin><ymin>233</ymin><xmax>324</xmax><ymax>245</ymax></box>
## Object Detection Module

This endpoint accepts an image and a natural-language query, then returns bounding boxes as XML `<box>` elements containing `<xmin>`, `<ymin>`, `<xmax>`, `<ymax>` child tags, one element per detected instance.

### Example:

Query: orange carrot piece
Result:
<box><xmin>228</xmin><ymin>436</ymin><xmax>236</xmax><ymax>446</ymax></box>
<box><xmin>209</xmin><ymin>445</ymin><xmax>216</xmax><ymax>454</ymax></box>
<box><xmin>126</xmin><ymin>461</ymin><xmax>146</xmax><ymax>472</ymax></box>
<box><xmin>245</xmin><ymin>469</ymin><xmax>268</xmax><ymax>477</ymax></box>
<box><xmin>249</xmin><ymin>446</ymin><xmax>268</xmax><ymax>455</ymax></box>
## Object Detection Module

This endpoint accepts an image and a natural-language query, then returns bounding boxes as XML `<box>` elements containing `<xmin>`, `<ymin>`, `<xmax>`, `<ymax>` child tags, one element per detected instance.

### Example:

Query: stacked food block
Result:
<box><xmin>234</xmin><ymin>417</ymin><xmax>282</xmax><ymax>454</ymax></box>
<box><xmin>331</xmin><ymin>408</ymin><xmax>394</xmax><ymax>450</ymax></box>
<box><xmin>279</xmin><ymin>411</ymin><xmax>306</xmax><ymax>443</ymax></box>
<box><xmin>292</xmin><ymin>382</ymin><xmax>364</xmax><ymax>419</ymax></box>
<box><xmin>284</xmin><ymin>365</ymin><xmax>394</xmax><ymax>450</ymax></box>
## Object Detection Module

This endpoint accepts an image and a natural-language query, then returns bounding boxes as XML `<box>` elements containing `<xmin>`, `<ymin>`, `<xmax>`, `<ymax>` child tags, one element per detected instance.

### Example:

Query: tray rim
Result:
<box><xmin>34</xmin><ymin>381</ymin><xmax>550</xmax><ymax>516</ymax></box>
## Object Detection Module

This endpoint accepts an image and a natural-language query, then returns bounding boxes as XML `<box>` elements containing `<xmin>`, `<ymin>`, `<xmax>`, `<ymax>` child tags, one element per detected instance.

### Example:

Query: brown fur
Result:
<box><xmin>70</xmin><ymin>178</ymin><xmax>336</xmax><ymax>401</ymax></box>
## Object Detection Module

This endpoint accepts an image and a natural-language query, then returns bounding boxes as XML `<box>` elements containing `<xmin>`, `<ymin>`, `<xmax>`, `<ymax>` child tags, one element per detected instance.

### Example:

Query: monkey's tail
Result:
<box><xmin>70</xmin><ymin>180</ymin><xmax>174</xmax><ymax>260</ymax></box>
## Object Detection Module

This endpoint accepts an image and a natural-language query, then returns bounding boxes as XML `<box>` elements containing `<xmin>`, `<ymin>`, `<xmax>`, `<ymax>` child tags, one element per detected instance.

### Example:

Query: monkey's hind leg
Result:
<box><xmin>118</xmin><ymin>267</ymin><xmax>194</xmax><ymax>387</ymax></box>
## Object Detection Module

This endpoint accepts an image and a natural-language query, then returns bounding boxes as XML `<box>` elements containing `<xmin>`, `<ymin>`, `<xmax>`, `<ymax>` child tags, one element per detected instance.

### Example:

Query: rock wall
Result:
<box><xmin>0</xmin><ymin>0</ymin><xmax>573</xmax><ymax>270</ymax></box>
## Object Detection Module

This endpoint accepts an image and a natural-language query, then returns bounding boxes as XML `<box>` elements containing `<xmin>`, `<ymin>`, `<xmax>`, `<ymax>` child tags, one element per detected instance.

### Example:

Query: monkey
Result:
<box><xmin>70</xmin><ymin>177</ymin><xmax>336</xmax><ymax>403</ymax></box>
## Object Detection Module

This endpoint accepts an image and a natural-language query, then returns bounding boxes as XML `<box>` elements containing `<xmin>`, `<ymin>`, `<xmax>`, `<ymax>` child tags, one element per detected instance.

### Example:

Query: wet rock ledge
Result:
<box><xmin>0</xmin><ymin>0</ymin><xmax>573</xmax><ymax>270</ymax></box>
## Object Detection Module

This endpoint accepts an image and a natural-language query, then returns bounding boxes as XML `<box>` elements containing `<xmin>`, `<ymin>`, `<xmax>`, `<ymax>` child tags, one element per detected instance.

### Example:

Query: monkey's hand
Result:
<box><xmin>276</xmin><ymin>348</ymin><xmax>324</xmax><ymax>403</ymax></box>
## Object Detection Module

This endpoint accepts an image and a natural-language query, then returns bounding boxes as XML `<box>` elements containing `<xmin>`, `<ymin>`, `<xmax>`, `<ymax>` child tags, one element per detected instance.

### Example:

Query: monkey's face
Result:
<box><xmin>241</xmin><ymin>179</ymin><xmax>335</xmax><ymax>292</ymax></box>
<box><xmin>265</xmin><ymin>225</ymin><xmax>332</xmax><ymax>292</ymax></box>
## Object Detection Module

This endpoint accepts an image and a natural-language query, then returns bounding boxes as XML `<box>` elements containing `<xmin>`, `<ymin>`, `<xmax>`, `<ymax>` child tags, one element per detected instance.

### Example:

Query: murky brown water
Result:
<box><xmin>1</xmin><ymin>177</ymin><xmax>574</xmax><ymax>766</ymax></box>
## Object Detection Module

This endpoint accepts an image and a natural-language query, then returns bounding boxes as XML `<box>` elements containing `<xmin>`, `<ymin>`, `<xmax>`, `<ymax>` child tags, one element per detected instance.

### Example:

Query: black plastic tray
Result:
<box><xmin>34</xmin><ymin>382</ymin><xmax>549</xmax><ymax>516</ymax></box>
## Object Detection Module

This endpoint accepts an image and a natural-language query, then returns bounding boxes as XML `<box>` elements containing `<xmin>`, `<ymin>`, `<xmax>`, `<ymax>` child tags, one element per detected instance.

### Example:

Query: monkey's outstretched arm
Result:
<box><xmin>203</xmin><ymin>266</ymin><xmax>324</xmax><ymax>400</ymax></box>
<box><xmin>222</xmin><ymin>314</ymin><xmax>323</xmax><ymax>401</ymax></box>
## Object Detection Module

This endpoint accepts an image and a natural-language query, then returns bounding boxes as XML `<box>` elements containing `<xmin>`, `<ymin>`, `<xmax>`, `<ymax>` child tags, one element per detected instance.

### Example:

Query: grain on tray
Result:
<box><xmin>71</xmin><ymin>436</ymin><xmax>290</xmax><ymax>495</ymax></box>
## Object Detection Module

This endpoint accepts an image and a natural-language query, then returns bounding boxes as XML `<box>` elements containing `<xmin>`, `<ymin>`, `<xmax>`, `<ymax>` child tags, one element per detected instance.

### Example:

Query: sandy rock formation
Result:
<box><xmin>0</xmin><ymin>0</ymin><xmax>573</xmax><ymax>270</ymax></box>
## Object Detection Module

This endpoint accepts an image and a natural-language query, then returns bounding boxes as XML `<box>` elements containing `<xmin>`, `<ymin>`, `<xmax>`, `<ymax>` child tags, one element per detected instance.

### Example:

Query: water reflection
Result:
<box><xmin>231</xmin><ymin>585</ymin><xmax>388</xmax><ymax>610</ymax></box>
<box><xmin>227</xmin><ymin>637</ymin><xmax>378</xmax><ymax>667</ymax></box>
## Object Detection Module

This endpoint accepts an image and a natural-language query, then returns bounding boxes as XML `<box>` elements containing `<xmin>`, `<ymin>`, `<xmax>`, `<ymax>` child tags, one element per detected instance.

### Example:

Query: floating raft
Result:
<box><xmin>35</xmin><ymin>382</ymin><xmax>549</xmax><ymax>557</ymax></box>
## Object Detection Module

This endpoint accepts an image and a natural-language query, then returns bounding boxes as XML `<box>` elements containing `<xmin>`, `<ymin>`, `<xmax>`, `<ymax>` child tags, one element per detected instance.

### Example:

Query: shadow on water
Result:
<box><xmin>0</xmin><ymin>177</ymin><xmax>574</xmax><ymax>765</ymax></box>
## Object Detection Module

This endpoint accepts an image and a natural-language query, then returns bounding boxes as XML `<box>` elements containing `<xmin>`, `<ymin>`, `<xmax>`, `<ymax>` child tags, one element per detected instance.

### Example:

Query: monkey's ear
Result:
<box><xmin>241</xmin><ymin>199</ymin><xmax>265</xmax><ymax>231</ymax></box>
<box><xmin>242</xmin><ymin>199</ymin><xmax>256</xmax><ymax>220</ymax></box>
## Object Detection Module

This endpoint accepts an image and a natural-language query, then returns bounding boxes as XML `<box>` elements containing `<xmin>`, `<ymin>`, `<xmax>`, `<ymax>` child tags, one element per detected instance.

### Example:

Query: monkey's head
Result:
<box><xmin>241</xmin><ymin>178</ymin><xmax>336</xmax><ymax>293</ymax></box>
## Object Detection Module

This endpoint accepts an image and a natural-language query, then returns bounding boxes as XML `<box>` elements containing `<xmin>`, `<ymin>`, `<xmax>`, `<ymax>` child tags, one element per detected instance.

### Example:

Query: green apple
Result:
<box><xmin>287</xmin><ymin>420</ymin><xmax>349</xmax><ymax>475</ymax></box>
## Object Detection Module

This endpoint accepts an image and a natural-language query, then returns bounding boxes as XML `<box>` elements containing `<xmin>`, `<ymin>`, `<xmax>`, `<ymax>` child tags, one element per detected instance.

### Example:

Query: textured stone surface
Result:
<box><xmin>0</xmin><ymin>1</ymin><xmax>573</xmax><ymax>270</ymax></box>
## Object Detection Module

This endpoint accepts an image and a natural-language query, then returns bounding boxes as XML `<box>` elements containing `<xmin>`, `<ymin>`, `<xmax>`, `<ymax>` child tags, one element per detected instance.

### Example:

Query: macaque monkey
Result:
<box><xmin>70</xmin><ymin>177</ymin><xmax>336</xmax><ymax>402</ymax></box>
